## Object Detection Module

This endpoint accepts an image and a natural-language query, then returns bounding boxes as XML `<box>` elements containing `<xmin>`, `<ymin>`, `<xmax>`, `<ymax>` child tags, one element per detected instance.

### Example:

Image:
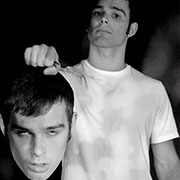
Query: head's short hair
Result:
<box><xmin>0</xmin><ymin>67</ymin><xmax>74</xmax><ymax>129</ymax></box>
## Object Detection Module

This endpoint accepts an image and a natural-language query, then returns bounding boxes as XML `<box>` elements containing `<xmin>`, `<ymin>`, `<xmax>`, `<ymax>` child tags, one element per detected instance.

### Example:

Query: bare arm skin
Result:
<box><xmin>152</xmin><ymin>139</ymin><xmax>180</xmax><ymax>180</ymax></box>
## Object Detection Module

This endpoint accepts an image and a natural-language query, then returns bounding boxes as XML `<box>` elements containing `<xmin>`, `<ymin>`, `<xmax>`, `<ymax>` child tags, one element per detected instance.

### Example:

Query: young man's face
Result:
<box><xmin>7</xmin><ymin>102</ymin><xmax>72</xmax><ymax>180</ymax></box>
<box><xmin>88</xmin><ymin>0</ymin><xmax>136</xmax><ymax>48</ymax></box>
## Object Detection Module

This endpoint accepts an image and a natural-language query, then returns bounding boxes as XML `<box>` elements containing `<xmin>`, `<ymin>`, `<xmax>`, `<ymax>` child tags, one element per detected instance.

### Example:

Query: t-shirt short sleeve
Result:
<box><xmin>151</xmin><ymin>82</ymin><xmax>179</xmax><ymax>144</ymax></box>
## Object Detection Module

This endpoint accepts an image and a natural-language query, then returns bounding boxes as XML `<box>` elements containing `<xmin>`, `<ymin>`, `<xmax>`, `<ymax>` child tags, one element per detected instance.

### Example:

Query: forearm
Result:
<box><xmin>156</xmin><ymin>159</ymin><xmax>180</xmax><ymax>180</ymax></box>
<box><xmin>152</xmin><ymin>140</ymin><xmax>180</xmax><ymax>180</ymax></box>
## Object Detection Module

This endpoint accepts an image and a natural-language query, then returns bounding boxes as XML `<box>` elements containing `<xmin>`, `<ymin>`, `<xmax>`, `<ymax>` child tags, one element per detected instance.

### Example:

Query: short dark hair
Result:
<box><xmin>0</xmin><ymin>67</ymin><xmax>74</xmax><ymax>129</ymax></box>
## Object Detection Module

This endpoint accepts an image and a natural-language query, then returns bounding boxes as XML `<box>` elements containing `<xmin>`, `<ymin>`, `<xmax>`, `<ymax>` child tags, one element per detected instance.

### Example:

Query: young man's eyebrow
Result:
<box><xmin>94</xmin><ymin>5</ymin><xmax>103</xmax><ymax>9</ymax></box>
<box><xmin>93</xmin><ymin>5</ymin><xmax>127</xmax><ymax>16</ymax></box>
<box><xmin>111</xmin><ymin>6</ymin><xmax>126</xmax><ymax>16</ymax></box>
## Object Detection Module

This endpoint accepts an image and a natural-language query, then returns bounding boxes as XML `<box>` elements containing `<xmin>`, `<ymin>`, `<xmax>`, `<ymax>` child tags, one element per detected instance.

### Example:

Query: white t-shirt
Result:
<box><xmin>60</xmin><ymin>60</ymin><xmax>179</xmax><ymax>180</ymax></box>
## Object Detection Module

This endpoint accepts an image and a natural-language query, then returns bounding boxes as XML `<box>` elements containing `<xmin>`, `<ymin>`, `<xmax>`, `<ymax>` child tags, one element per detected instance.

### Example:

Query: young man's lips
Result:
<box><xmin>96</xmin><ymin>29</ymin><xmax>111</xmax><ymax>34</ymax></box>
<box><xmin>28</xmin><ymin>163</ymin><xmax>49</xmax><ymax>173</ymax></box>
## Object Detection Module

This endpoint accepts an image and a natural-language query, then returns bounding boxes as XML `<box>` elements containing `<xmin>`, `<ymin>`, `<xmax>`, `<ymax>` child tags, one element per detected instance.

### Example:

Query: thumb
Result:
<box><xmin>45</xmin><ymin>46</ymin><xmax>59</xmax><ymax>66</ymax></box>
<box><xmin>43</xmin><ymin>66</ymin><xmax>59</xmax><ymax>75</ymax></box>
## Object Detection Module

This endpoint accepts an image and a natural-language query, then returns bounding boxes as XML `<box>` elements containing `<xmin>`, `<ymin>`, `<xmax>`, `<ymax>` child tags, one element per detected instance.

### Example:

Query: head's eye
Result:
<box><xmin>47</xmin><ymin>130</ymin><xmax>59</xmax><ymax>136</ymax></box>
<box><xmin>15</xmin><ymin>130</ymin><xmax>30</xmax><ymax>137</ymax></box>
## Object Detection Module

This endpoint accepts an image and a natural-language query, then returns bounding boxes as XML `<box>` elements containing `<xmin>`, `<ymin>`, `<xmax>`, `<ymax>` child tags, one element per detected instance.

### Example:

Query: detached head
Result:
<box><xmin>0</xmin><ymin>67</ymin><xmax>77</xmax><ymax>180</ymax></box>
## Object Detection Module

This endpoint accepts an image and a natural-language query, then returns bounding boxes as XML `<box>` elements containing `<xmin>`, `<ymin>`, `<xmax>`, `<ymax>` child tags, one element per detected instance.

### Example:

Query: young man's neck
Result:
<box><xmin>88</xmin><ymin>45</ymin><xmax>126</xmax><ymax>72</ymax></box>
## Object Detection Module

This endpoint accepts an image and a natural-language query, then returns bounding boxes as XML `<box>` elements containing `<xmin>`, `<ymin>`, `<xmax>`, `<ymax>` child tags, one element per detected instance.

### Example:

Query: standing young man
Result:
<box><xmin>24</xmin><ymin>0</ymin><xmax>180</xmax><ymax>179</ymax></box>
<box><xmin>0</xmin><ymin>67</ymin><xmax>77</xmax><ymax>180</ymax></box>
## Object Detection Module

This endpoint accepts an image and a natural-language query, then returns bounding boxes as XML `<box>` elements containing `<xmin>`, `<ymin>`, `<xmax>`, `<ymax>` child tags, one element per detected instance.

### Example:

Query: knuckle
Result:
<box><xmin>34</xmin><ymin>45</ymin><xmax>40</xmax><ymax>52</ymax></box>
<box><xmin>41</xmin><ymin>44</ymin><xmax>48</xmax><ymax>52</ymax></box>
<box><xmin>24</xmin><ymin>48</ymin><xmax>30</xmax><ymax>57</ymax></box>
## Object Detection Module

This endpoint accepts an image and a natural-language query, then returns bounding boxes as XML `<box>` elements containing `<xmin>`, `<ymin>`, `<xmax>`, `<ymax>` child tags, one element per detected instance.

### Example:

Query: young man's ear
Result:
<box><xmin>127</xmin><ymin>22</ymin><xmax>138</xmax><ymax>37</ymax></box>
<box><xmin>0</xmin><ymin>114</ymin><xmax>5</xmax><ymax>136</ymax></box>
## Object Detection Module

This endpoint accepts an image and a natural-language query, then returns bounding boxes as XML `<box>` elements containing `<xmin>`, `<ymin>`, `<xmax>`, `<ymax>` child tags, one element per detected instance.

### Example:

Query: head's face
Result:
<box><xmin>87</xmin><ymin>0</ymin><xmax>138</xmax><ymax>48</ymax></box>
<box><xmin>6</xmin><ymin>101</ymin><xmax>76</xmax><ymax>180</ymax></box>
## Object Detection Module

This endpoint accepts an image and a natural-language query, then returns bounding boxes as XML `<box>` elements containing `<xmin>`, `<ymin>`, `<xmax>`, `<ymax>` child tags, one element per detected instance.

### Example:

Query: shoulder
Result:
<box><xmin>63</xmin><ymin>60</ymin><xmax>86</xmax><ymax>75</ymax></box>
<box><xmin>58</xmin><ymin>60</ymin><xmax>87</xmax><ymax>87</ymax></box>
<box><xmin>129</xmin><ymin>65</ymin><xmax>164</xmax><ymax>90</ymax></box>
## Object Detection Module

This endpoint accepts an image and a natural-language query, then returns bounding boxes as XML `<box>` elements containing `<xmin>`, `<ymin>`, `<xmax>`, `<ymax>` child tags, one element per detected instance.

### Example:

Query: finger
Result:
<box><xmin>24</xmin><ymin>47</ymin><xmax>32</xmax><ymax>65</ymax></box>
<box><xmin>30</xmin><ymin>45</ymin><xmax>40</xmax><ymax>67</ymax></box>
<box><xmin>54</xmin><ymin>61</ymin><xmax>61</xmax><ymax>69</ymax></box>
<box><xmin>43</xmin><ymin>66</ymin><xmax>59</xmax><ymax>75</ymax></box>
<box><xmin>36</xmin><ymin>44</ymin><xmax>48</xmax><ymax>67</ymax></box>
<box><xmin>44</xmin><ymin>46</ymin><xmax>59</xmax><ymax>67</ymax></box>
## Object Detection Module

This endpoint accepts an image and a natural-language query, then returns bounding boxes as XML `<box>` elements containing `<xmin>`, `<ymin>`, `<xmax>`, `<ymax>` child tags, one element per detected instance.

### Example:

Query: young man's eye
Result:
<box><xmin>92</xmin><ymin>10</ymin><xmax>103</xmax><ymax>16</ymax></box>
<box><xmin>113</xmin><ymin>13</ymin><xmax>121</xmax><ymax>19</ymax></box>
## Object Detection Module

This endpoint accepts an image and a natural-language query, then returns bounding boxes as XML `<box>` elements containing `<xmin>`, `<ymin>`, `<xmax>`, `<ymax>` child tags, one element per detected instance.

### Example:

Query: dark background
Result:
<box><xmin>1</xmin><ymin>0</ymin><xmax>179</xmax><ymax>67</ymax></box>
<box><xmin>0</xmin><ymin>0</ymin><xmax>180</xmax><ymax>179</ymax></box>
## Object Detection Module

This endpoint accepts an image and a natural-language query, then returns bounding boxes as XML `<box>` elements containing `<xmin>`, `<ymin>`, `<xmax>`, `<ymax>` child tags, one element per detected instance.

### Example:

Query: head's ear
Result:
<box><xmin>70</xmin><ymin>112</ymin><xmax>77</xmax><ymax>136</ymax></box>
<box><xmin>0</xmin><ymin>114</ymin><xmax>5</xmax><ymax>136</ymax></box>
<box><xmin>68</xmin><ymin>112</ymin><xmax>77</xmax><ymax>141</ymax></box>
<box><xmin>127</xmin><ymin>22</ymin><xmax>138</xmax><ymax>37</ymax></box>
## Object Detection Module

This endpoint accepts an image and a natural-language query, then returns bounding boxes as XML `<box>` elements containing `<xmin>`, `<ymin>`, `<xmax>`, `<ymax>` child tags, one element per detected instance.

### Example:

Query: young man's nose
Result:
<box><xmin>100</xmin><ymin>16</ymin><xmax>109</xmax><ymax>25</ymax></box>
<box><xmin>31</xmin><ymin>136</ymin><xmax>46</xmax><ymax>157</ymax></box>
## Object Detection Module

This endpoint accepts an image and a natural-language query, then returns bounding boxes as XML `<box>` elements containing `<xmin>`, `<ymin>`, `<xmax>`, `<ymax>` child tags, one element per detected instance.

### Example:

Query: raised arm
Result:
<box><xmin>24</xmin><ymin>44</ymin><xmax>60</xmax><ymax>75</ymax></box>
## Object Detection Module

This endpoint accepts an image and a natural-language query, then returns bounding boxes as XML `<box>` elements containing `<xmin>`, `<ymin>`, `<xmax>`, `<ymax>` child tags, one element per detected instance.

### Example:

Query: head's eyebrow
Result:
<box><xmin>10</xmin><ymin>123</ymin><xmax>65</xmax><ymax>132</ymax></box>
<box><xmin>10</xmin><ymin>123</ymin><xmax>30</xmax><ymax>132</ymax></box>
<box><xmin>46</xmin><ymin>124</ymin><xmax>65</xmax><ymax>130</ymax></box>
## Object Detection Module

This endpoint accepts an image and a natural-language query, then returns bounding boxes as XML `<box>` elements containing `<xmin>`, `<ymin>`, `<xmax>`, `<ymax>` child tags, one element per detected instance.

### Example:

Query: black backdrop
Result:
<box><xmin>0</xmin><ymin>0</ymin><xmax>179</xmax><ymax>179</ymax></box>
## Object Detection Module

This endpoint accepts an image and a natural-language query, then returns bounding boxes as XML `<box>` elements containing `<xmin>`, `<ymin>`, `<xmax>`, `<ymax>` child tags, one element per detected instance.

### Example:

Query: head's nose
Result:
<box><xmin>31</xmin><ymin>135</ymin><xmax>46</xmax><ymax>157</ymax></box>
